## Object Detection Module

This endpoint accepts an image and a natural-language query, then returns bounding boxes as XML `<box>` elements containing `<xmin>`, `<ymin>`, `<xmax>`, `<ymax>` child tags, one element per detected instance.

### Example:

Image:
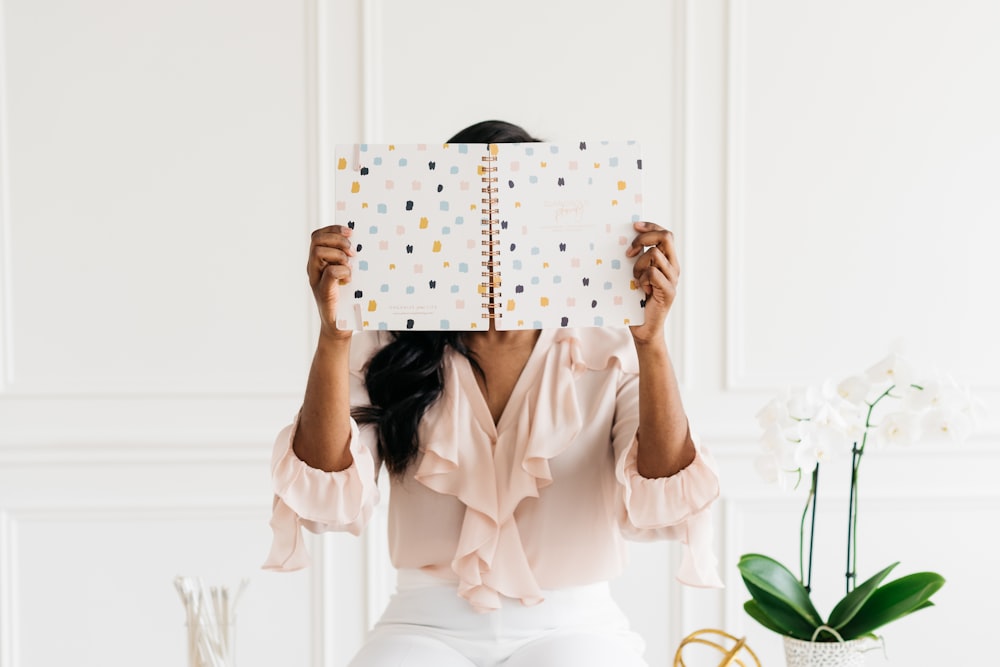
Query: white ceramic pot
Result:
<box><xmin>783</xmin><ymin>636</ymin><xmax>879</xmax><ymax>667</ymax></box>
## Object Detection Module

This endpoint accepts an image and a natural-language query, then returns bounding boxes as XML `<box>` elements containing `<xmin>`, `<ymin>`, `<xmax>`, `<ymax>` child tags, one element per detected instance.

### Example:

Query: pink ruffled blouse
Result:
<box><xmin>264</xmin><ymin>327</ymin><xmax>722</xmax><ymax>612</ymax></box>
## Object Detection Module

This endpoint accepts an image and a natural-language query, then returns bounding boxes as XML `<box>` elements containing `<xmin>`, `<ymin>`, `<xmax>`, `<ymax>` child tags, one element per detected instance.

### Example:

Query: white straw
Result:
<box><xmin>175</xmin><ymin>576</ymin><xmax>247</xmax><ymax>667</ymax></box>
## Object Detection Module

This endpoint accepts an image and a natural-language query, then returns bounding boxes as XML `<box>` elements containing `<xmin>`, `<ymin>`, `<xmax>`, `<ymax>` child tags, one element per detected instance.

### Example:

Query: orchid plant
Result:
<box><xmin>739</xmin><ymin>350</ymin><xmax>979</xmax><ymax>642</ymax></box>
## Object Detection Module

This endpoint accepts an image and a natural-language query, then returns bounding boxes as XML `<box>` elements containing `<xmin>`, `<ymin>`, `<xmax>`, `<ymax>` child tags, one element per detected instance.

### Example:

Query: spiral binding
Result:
<box><xmin>480</xmin><ymin>147</ymin><xmax>500</xmax><ymax>319</ymax></box>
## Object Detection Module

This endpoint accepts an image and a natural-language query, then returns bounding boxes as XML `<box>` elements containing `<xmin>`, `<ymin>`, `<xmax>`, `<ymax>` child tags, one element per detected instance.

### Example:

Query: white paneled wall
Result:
<box><xmin>1</xmin><ymin>1</ymin><xmax>997</xmax><ymax>666</ymax></box>
<box><xmin>725</xmin><ymin>0</ymin><xmax>1000</xmax><ymax>391</ymax></box>
<box><xmin>0</xmin><ymin>0</ymin><xmax>317</xmax><ymax>664</ymax></box>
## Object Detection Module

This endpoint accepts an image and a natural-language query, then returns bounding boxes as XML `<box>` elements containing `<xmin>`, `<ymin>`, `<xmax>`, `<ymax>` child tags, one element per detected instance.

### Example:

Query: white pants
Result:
<box><xmin>348</xmin><ymin>570</ymin><xmax>648</xmax><ymax>667</ymax></box>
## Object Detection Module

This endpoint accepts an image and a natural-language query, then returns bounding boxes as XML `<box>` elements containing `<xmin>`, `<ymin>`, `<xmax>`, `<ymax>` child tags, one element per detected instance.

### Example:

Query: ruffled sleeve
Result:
<box><xmin>262</xmin><ymin>332</ymin><xmax>386</xmax><ymax>572</ymax></box>
<box><xmin>614</xmin><ymin>429</ymin><xmax>723</xmax><ymax>587</ymax></box>
<box><xmin>593</xmin><ymin>330</ymin><xmax>723</xmax><ymax>588</ymax></box>
<box><xmin>262</xmin><ymin>416</ymin><xmax>381</xmax><ymax>571</ymax></box>
<box><xmin>615</xmin><ymin>429</ymin><xmax>720</xmax><ymax>531</ymax></box>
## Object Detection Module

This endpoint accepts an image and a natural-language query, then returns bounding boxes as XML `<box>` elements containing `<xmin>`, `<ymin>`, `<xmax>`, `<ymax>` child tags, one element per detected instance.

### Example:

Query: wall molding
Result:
<box><xmin>311</xmin><ymin>534</ymin><xmax>337</xmax><ymax>667</ymax></box>
<box><xmin>0</xmin><ymin>0</ymin><xmax>13</xmax><ymax>393</ymax></box>
<box><xmin>669</xmin><ymin>1</ymin><xmax>694</xmax><ymax>641</ymax></box>
<box><xmin>0</xmin><ymin>389</ymin><xmax>300</xmax><ymax>399</ymax></box>
<box><xmin>672</xmin><ymin>0</ymin><xmax>691</xmax><ymax>388</ymax></box>
<box><xmin>0</xmin><ymin>0</ymin><xmax>320</xmax><ymax>401</ymax></box>
<box><xmin>0</xmin><ymin>406</ymin><xmax>305</xmax><ymax>452</ymax></box>
<box><xmin>664</xmin><ymin>541</ymin><xmax>685</xmax><ymax>655</ymax></box>
<box><xmin>304</xmin><ymin>0</ymin><xmax>328</xmax><ymax>349</ymax></box>
<box><xmin>361</xmin><ymin>0</ymin><xmax>383</xmax><ymax>144</ymax></box>
<box><xmin>364</xmin><ymin>495</ymin><xmax>393</xmax><ymax>633</ymax></box>
<box><xmin>0</xmin><ymin>511</ymin><xmax>15</xmax><ymax>667</ymax></box>
<box><xmin>722</xmin><ymin>0</ymin><xmax>755</xmax><ymax>393</ymax></box>
<box><xmin>720</xmin><ymin>0</ymin><xmax>1000</xmax><ymax>395</ymax></box>
<box><xmin>0</xmin><ymin>442</ymin><xmax>269</xmax><ymax>465</ymax></box>
<box><xmin>712</xmin><ymin>439</ymin><xmax>1000</xmax><ymax>502</ymax></box>
<box><xmin>0</xmin><ymin>503</ymin><xmax>268</xmax><ymax>667</ymax></box>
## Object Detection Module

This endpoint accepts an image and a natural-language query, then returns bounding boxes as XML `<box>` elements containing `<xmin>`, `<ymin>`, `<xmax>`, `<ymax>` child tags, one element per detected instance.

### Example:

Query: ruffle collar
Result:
<box><xmin>412</xmin><ymin>327</ymin><xmax>637</xmax><ymax>611</ymax></box>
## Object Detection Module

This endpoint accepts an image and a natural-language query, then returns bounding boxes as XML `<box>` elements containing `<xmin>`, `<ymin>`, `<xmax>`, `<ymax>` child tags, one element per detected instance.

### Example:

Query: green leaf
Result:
<box><xmin>838</xmin><ymin>572</ymin><xmax>945</xmax><ymax>639</ymax></box>
<box><xmin>738</xmin><ymin>554</ymin><xmax>823</xmax><ymax>627</ymax></box>
<box><xmin>744</xmin><ymin>600</ymin><xmax>790</xmax><ymax>636</ymax></box>
<box><xmin>743</xmin><ymin>579</ymin><xmax>818</xmax><ymax>639</ymax></box>
<box><xmin>828</xmin><ymin>561</ymin><xmax>899</xmax><ymax>630</ymax></box>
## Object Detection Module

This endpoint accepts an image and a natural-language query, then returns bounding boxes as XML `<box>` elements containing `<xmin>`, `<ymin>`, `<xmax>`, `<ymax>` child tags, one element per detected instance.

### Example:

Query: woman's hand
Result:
<box><xmin>625</xmin><ymin>221</ymin><xmax>680</xmax><ymax>345</ymax></box>
<box><xmin>308</xmin><ymin>224</ymin><xmax>355</xmax><ymax>340</ymax></box>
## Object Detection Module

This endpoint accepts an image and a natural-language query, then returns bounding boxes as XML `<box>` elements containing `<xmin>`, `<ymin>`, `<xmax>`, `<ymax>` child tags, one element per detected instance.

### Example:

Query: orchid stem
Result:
<box><xmin>799</xmin><ymin>463</ymin><xmax>820</xmax><ymax>591</ymax></box>
<box><xmin>846</xmin><ymin>442</ymin><xmax>860</xmax><ymax>595</ymax></box>
<box><xmin>807</xmin><ymin>464</ymin><xmax>819</xmax><ymax>593</ymax></box>
<box><xmin>799</xmin><ymin>475</ymin><xmax>812</xmax><ymax>586</ymax></box>
<box><xmin>845</xmin><ymin>384</ymin><xmax>894</xmax><ymax>594</ymax></box>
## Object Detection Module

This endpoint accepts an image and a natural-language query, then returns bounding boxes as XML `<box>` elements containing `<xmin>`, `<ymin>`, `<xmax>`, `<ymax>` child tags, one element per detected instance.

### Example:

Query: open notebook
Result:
<box><xmin>334</xmin><ymin>141</ymin><xmax>645</xmax><ymax>330</ymax></box>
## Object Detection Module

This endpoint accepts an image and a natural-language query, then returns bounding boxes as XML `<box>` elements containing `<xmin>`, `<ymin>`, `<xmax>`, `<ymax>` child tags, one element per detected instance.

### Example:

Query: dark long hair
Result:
<box><xmin>353</xmin><ymin>120</ymin><xmax>542</xmax><ymax>477</ymax></box>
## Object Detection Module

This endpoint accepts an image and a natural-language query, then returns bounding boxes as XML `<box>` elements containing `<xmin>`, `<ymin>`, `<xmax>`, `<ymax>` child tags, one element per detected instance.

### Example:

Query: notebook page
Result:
<box><xmin>333</xmin><ymin>143</ymin><xmax>486</xmax><ymax>331</ymax></box>
<box><xmin>492</xmin><ymin>141</ymin><xmax>646</xmax><ymax>330</ymax></box>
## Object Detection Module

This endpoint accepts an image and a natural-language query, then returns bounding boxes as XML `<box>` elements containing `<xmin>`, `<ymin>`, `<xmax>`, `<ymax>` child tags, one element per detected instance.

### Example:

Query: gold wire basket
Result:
<box><xmin>673</xmin><ymin>629</ymin><xmax>762</xmax><ymax>667</ymax></box>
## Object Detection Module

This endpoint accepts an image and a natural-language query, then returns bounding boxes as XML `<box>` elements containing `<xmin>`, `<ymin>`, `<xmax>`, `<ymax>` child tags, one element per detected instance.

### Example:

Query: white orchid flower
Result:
<box><xmin>921</xmin><ymin>408</ymin><xmax>973</xmax><ymax>444</ymax></box>
<box><xmin>793</xmin><ymin>432</ymin><xmax>839</xmax><ymax>468</ymax></box>
<box><xmin>794</xmin><ymin>418</ymin><xmax>852</xmax><ymax>467</ymax></box>
<box><xmin>754</xmin><ymin>454</ymin><xmax>802</xmax><ymax>491</ymax></box>
<box><xmin>757</xmin><ymin>423</ymin><xmax>802</xmax><ymax>490</ymax></box>
<box><xmin>811</xmin><ymin>401</ymin><xmax>851</xmax><ymax>436</ymax></box>
<box><xmin>817</xmin><ymin>380</ymin><xmax>867</xmax><ymax>440</ymax></box>
<box><xmin>865</xmin><ymin>352</ymin><xmax>916</xmax><ymax>395</ymax></box>
<box><xmin>753</xmin><ymin>350</ymin><xmax>978</xmax><ymax>497</ymax></box>
<box><xmin>839</xmin><ymin>403</ymin><xmax>867</xmax><ymax>441</ymax></box>
<box><xmin>834</xmin><ymin>374</ymin><xmax>874</xmax><ymax>406</ymax></box>
<box><xmin>756</xmin><ymin>393</ymin><xmax>793</xmax><ymax>430</ymax></box>
<box><xmin>780</xmin><ymin>416</ymin><xmax>810</xmax><ymax>442</ymax></box>
<box><xmin>760</xmin><ymin>423</ymin><xmax>798</xmax><ymax>468</ymax></box>
<box><xmin>903</xmin><ymin>375</ymin><xmax>968</xmax><ymax>411</ymax></box>
<box><xmin>754</xmin><ymin>455</ymin><xmax>780</xmax><ymax>484</ymax></box>
<box><xmin>786</xmin><ymin>385</ymin><xmax>824</xmax><ymax>422</ymax></box>
<box><xmin>760</xmin><ymin>423</ymin><xmax>788</xmax><ymax>452</ymax></box>
<box><xmin>872</xmin><ymin>411</ymin><xmax>922</xmax><ymax>448</ymax></box>
<box><xmin>757</xmin><ymin>422</ymin><xmax>809</xmax><ymax>490</ymax></box>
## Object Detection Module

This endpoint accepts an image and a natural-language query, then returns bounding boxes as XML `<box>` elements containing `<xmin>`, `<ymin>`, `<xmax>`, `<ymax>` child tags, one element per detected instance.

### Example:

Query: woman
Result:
<box><xmin>264</xmin><ymin>121</ymin><xmax>722</xmax><ymax>666</ymax></box>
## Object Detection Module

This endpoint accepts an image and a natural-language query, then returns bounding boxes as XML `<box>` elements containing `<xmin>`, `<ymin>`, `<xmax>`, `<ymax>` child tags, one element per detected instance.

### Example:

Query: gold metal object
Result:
<box><xmin>673</xmin><ymin>629</ymin><xmax>762</xmax><ymax>667</ymax></box>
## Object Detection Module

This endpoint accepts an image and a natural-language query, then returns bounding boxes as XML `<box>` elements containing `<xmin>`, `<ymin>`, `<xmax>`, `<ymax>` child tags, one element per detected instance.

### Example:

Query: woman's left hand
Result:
<box><xmin>625</xmin><ymin>221</ymin><xmax>680</xmax><ymax>345</ymax></box>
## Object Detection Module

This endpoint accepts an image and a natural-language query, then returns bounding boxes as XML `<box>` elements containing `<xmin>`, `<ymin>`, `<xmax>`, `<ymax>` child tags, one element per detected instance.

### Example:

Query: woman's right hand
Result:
<box><xmin>308</xmin><ymin>224</ymin><xmax>355</xmax><ymax>340</ymax></box>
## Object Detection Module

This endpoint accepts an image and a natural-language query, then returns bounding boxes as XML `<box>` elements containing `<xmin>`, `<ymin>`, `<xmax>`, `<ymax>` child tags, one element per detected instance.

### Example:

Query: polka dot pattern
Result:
<box><xmin>333</xmin><ymin>142</ymin><xmax>645</xmax><ymax>330</ymax></box>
